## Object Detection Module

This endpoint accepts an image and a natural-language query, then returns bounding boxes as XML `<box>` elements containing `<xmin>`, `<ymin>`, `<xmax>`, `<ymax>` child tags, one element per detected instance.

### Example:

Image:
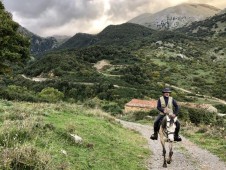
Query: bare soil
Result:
<box><xmin>93</xmin><ymin>59</ymin><xmax>111</xmax><ymax>71</ymax></box>
<box><xmin>118</xmin><ymin>119</ymin><xmax>226</xmax><ymax>170</ymax></box>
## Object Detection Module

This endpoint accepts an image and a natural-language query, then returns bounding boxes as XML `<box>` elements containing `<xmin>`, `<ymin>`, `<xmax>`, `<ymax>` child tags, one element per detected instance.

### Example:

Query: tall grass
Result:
<box><xmin>182</xmin><ymin>123</ymin><xmax>226</xmax><ymax>162</ymax></box>
<box><xmin>0</xmin><ymin>100</ymin><xmax>150</xmax><ymax>169</ymax></box>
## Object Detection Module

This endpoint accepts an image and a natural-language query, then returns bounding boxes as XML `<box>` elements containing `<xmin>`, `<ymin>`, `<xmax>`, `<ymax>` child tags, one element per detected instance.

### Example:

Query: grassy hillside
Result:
<box><xmin>2</xmin><ymin>13</ymin><xmax>226</xmax><ymax>115</ymax></box>
<box><xmin>0</xmin><ymin>99</ymin><xmax>150</xmax><ymax>169</ymax></box>
<box><xmin>3</xmin><ymin>24</ymin><xmax>225</xmax><ymax>114</ymax></box>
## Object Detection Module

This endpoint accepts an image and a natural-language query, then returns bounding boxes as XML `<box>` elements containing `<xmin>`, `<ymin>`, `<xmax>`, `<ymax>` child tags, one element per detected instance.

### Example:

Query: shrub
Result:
<box><xmin>38</xmin><ymin>87</ymin><xmax>64</xmax><ymax>102</ymax></box>
<box><xmin>215</xmin><ymin>116</ymin><xmax>226</xmax><ymax>128</ymax></box>
<box><xmin>83</xmin><ymin>98</ymin><xmax>101</xmax><ymax>108</ymax></box>
<box><xmin>188</xmin><ymin>108</ymin><xmax>217</xmax><ymax>125</ymax></box>
<box><xmin>101</xmin><ymin>102</ymin><xmax>122</xmax><ymax>115</ymax></box>
<box><xmin>178</xmin><ymin>106</ymin><xmax>190</xmax><ymax>122</ymax></box>
<box><xmin>214</xmin><ymin>104</ymin><xmax>226</xmax><ymax>114</ymax></box>
<box><xmin>83</xmin><ymin>99</ymin><xmax>97</xmax><ymax>108</ymax></box>
<box><xmin>2</xmin><ymin>85</ymin><xmax>38</xmax><ymax>102</ymax></box>
<box><xmin>0</xmin><ymin>117</ymin><xmax>43</xmax><ymax>147</ymax></box>
<box><xmin>133</xmin><ymin>111</ymin><xmax>150</xmax><ymax>121</ymax></box>
<box><xmin>0</xmin><ymin>145</ymin><xmax>51</xmax><ymax>169</ymax></box>
<box><xmin>149</xmin><ymin>109</ymin><xmax>159</xmax><ymax>116</ymax></box>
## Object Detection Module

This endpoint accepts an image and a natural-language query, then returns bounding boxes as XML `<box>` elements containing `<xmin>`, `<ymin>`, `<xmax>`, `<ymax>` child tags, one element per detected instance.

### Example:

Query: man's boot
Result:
<box><xmin>174</xmin><ymin>121</ymin><xmax>182</xmax><ymax>141</ymax></box>
<box><xmin>174</xmin><ymin>134</ymin><xmax>182</xmax><ymax>141</ymax></box>
<box><xmin>150</xmin><ymin>132</ymin><xmax>158</xmax><ymax>140</ymax></box>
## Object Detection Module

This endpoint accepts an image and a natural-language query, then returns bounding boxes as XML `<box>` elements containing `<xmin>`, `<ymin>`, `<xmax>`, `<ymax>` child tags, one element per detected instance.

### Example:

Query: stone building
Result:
<box><xmin>124</xmin><ymin>99</ymin><xmax>157</xmax><ymax>113</ymax></box>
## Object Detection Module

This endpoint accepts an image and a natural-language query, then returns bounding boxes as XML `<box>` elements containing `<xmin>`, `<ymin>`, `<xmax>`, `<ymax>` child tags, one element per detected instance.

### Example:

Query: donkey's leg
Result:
<box><xmin>161</xmin><ymin>140</ymin><xmax>167</xmax><ymax>168</ymax></box>
<box><xmin>167</xmin><ymin>142</ymin><xmax>173</xmax><ymax>164</ymax></box>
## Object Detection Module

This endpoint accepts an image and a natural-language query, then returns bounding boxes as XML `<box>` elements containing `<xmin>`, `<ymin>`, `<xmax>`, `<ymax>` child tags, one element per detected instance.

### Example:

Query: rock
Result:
<box><xmin>206</xmin><ymin>105</ymin><xmax>217</xmax><ymax>113</ymax></box>
<box><xmin>70</xmin><ymin>134</ymin><xmax>83</xmax><ymax>144</ymax></box>
<box><xmin>217</xmin><ymin>113</ymin><xmax>226</xmax><ymax>117</ymax></box>
<box><xmin>61</xmin><ymin>149</ymin><xmax>67</xmax><ymax>155</ymax></box>
<box><xmin>156</xmin><ymin>41</ymin><xmax>163</xmax><ymax>45</ymax></box>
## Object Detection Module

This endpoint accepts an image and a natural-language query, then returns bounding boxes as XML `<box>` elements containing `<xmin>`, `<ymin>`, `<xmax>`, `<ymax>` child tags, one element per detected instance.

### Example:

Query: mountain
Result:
<box><xmin>127</xmin><ymin>13</ymin><xmax>152</xmax><ymax>24</ymax></box>
<box><xmin>176</xmin><ymin>12</ymin><xmax>226</xmax><ymax>37</ymax></box>
<box><xmin>52</xmin><ymin>35</ymin><xmax>71</xmax><ymax>45</ymax></box>
<box><xmin>5</xmin><ymin>4</ymin><xmax>226</xmax><ymax>110</ymax></box>
<box><xmin>218</xmin><ymin>8</ymin><xmax>226</xmax><ymax>15</ymax></box>
<box><xmin>58</xmin><ymin>23</ymin><xmax>155</xmax><ymax>50</ymax></box>
<box><xmin>58</xmin><ymin>33</ymin><xmax>97</xmax><ymax>49</ymax></box>
<box><xmin>18</xmin><ymin>26</ymin><xmax>58</xmax><ymax>56</ymax></box>
<box><xmin>128</xmin><ymin>3</ymin><xmax>220</xmax><ymax>30</ymax></box>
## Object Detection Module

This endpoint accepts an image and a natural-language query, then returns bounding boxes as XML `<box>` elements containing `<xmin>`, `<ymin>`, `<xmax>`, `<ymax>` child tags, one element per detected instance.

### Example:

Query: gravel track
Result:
<box><xmin>117</xmin><ymin>119</ymin><xmax>226</xmax><ymax>170</ymax></box>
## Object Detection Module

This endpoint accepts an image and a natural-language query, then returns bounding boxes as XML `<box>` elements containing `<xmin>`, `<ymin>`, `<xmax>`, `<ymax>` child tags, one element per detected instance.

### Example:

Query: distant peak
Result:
<box><xmin>128</xmin><ymin>2</ymin><xmax>221</xmax><ymax>31</ymax></box>
<box><xmin>177</xmin><ymin>3</ymin><xmax>220</xmax><ymax>11</ymax></box>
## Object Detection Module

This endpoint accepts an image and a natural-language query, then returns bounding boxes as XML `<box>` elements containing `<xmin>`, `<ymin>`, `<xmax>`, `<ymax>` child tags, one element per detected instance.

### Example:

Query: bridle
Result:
<box><xmin>162</xmin><ymin>115</ymin><xmax>177</xmax><ymax>141</ymax></box>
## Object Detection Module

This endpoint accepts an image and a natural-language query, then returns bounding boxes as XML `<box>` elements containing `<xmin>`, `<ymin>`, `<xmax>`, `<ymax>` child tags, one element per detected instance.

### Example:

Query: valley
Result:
<box><xmin>1</xmin><ymin>1</ymin><xmax>226</xmax><ymax>169</ymax></box>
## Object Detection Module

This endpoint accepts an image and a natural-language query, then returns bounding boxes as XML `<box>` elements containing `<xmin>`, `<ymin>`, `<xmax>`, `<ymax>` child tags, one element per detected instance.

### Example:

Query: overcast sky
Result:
<box><xmin>2</xmin><ymin>0</ymin><xmax>226</xmax><ymax>37</ymax></box>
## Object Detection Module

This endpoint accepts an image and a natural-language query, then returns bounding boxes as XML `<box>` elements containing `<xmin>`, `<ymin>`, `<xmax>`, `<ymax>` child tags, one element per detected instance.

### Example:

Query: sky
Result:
<box><xmin>2</xmin><ymin>0</ymin><xmax>226</xmax><ymax>37</ymax></box>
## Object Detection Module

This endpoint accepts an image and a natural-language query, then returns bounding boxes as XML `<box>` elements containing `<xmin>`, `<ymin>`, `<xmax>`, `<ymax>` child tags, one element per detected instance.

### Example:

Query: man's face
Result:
<box><xmin>163</xmin><ymin>92</ymin><xmax>170</xmax><ymax>97</ymax></box>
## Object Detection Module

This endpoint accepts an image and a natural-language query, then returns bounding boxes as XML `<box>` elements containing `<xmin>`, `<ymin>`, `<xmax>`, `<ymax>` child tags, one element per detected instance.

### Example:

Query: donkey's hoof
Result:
<box><xmin>150</xmin><ymin>133</ymin><xmax>158</xmax><ymax>140</ymax></box>
<box><xmin>167</xmin><ymin>160</ymin><xmax>171</xmax><ymax>164</ymax></box>
<box><xmin>163</xmin><ymin>164</ymin><xmax>167</xmax><ymax>168</ymax></box>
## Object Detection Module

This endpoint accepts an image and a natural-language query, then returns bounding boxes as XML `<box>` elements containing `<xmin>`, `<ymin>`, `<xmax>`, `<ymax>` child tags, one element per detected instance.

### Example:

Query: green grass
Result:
<box><xmin>0</xmin><ymin>100</ymin><xmax>150</xmax><ymax>170</ymax></box>
<box><xmin>182</xmin><ymin>125</ymin><xmax>226</xmax><ymax>162</ymax></box>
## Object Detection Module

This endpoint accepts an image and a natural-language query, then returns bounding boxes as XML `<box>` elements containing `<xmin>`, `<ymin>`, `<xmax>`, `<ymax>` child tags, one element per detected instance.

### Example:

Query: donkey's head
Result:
<box><xmin>166</xmin><ymin>115</ymin><xmax>177</xmax><ymax>142</ymax></box>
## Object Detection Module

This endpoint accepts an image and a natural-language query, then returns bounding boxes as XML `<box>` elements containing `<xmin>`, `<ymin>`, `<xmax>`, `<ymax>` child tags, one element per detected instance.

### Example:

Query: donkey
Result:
<box><xmin>159</xmin><ymin>114</ymin><xmax>177</xmax><ymax>168</ymax></box>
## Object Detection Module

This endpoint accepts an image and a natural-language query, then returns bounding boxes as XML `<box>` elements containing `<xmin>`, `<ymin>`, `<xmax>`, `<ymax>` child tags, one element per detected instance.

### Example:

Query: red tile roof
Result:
<box><xmin>125</xmin><ymin>99</ymin><xmax>157</xmax><ymax>108</ymax></box>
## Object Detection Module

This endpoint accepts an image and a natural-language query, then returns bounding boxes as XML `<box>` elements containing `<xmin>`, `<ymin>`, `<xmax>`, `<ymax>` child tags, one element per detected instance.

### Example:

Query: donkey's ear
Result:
<box><xmin>162</xmin><ymin>118</ymin><xmax>167</xmax><ymax>129</ymax></box>
<box><xmin>166</xmin><ymin>115</ymin><xmax>170</xmax><ymax>121</ymax></box>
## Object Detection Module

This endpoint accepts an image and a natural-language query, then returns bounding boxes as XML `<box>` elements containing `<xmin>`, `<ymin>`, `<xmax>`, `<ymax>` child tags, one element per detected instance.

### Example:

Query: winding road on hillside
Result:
<box><xmin>166</xmin><ymin>83</ymin><xmax>226</xmax><ymax>105</ymax></box>
<box><xmin>21</xmin><ymin>73</ymin><xmax>226</xmax><ymax>106</ymax></box>
<box><xmin>117</xmin><ymin>119</ymin><xmax>226</xmax><ymax>170</ymax></box>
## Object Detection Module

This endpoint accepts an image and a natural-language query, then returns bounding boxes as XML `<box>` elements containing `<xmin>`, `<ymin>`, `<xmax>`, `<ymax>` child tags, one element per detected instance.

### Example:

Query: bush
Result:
<box><xmin>1</xmin><ymin>85</ymin><xmax>39</xmax><ymax>102</ymax></box>
<box><xmin>83</xmin><ymin>99</ymin><xmax>97</xmax><ymax>108</ymax></box>
<box><xmin>214</xmin><ymin>104</ymin><xmax>226</xmax><ymax>114</ymax></box>
<box><xmin>133</xmin><ymin>111</ymin><xmax>150</xmax><ymax>121</ymax></box>
<box><xmin>178</xmin><ymin>106</ymin><xmax>190</xmax><ymax>122</ymax></box>
<box><xmin>101</xmin><ymin>102</ymin><xmax>122</xmax><ymax>115</ymax></box>
<box><xmin>38</xmin><ymin>87</ymin><xmax>64</xmax><ymax>102</ymax></box>
<box><xmin>215</xmin><ymin>116</ymin><xmax>226</xmax><ymax>128</ymax></box>
<box><xmin>83</xmin><ymin>98</ymin><xmax>101</xmax><ymax>108</ymax></box>
<box><xmin>188</xmin><ymin>108</ymin><xmax>217</xmax><ymax>125</ymax></box>
<box><xmin>0</xmin><ymin>145</ymin><xmax>51</xmax><ymax>169</ymax></box>
<box><xmin>149</xmin><ymin>109</ymin><xmax>159</xmax><ymax>116</ymax></box>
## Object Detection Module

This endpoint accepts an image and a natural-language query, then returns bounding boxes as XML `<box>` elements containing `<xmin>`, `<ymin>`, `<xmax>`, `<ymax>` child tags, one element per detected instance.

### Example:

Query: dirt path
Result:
<box><xmin>117</xmin><ymin>119</ymin><xmax>226</xmax><ymax>170</ymax></box>
<box><xmin>166</xmin><ymin>83</ymin><xmax>226</xmax><ymax>105</ymax></box>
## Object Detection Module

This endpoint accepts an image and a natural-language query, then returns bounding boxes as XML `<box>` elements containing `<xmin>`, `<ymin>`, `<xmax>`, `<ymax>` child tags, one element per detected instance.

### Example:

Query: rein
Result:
<box><xmin>161</xmin><ymin>116</ymin><xmax>175</xmax><ymax>139</ymax></box>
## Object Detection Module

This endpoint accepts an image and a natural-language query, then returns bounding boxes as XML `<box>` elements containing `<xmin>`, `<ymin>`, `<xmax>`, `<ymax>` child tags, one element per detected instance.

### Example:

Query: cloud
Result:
<box><xmin>107</xmin><ymin>0</ymin><xmax>151</xmax><ymax>21</ymax></box>
<box><xmin>4</xmin><ymin>0</ymin><xmax>105</xmax><ymax>36</ymax></box>
<box><xmin>3</xmin><ymin>0</ymin><xmax>226</xmax><ymax>37</ymax></box>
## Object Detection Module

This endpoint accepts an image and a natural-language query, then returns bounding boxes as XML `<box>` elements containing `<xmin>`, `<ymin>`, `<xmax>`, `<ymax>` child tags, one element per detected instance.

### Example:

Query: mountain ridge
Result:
<box><xmin>128</xmin><ymin>3</ymin><xmax>221</xmax><ymax>30</ymax></box>
<box><xmin>58</xmin><ymin>23</ymin><xmax>155</xmax><ymax>50</ymax></box>
<box><xmin>18</xmin><ymin>26</ymin><xmax>71</xmax><ymax>56</ymax></box>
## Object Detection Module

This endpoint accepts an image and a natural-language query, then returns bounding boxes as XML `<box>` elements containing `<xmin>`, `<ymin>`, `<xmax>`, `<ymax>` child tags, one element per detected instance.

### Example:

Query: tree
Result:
<box><xmin>0</xmin><ymin>1</ymin><xmax>30</xmax><ymax>74</ymax></box>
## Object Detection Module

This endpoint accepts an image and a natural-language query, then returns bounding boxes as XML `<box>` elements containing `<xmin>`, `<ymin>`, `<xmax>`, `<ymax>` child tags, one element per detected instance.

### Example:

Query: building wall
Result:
<box><xmin>124</xmin><ymin>106</ymin><xmax>152</xmax><ymax>113</ymax></box>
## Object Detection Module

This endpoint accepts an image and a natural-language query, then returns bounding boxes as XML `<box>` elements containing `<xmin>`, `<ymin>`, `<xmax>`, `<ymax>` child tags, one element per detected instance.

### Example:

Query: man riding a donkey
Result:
<box><xmin>150</xmin><ymin>87</ymin><xmax>182</xmax><ymax>142</ymax></box>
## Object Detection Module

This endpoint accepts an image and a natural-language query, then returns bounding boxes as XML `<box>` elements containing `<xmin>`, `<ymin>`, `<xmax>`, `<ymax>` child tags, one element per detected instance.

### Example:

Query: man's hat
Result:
<box><xmin>162</xmin><ymin>87</ymin><xmax>172</xmax><ymax>93</ymax></box>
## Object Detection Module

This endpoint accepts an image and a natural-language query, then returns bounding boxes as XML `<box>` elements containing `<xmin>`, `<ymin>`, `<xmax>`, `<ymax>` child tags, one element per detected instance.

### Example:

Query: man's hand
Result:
<box><xmin>164</xmin><ymin>108</ymin><xmax>173</xmax><ymax>115</ymax></box>
<box><xmin>163</xmin><ymin>108</ymin><xmax>169</xmax><ymax>114</ymax></box>
<box><xmin>163</xmin><ymin>108</ymin><xmax>167</xmax><ymax>114</ymax></box>
<box><xmin>169</xmin><ymin>114</ymin><xmax>176</xmax><ymax>119</ymax></box>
